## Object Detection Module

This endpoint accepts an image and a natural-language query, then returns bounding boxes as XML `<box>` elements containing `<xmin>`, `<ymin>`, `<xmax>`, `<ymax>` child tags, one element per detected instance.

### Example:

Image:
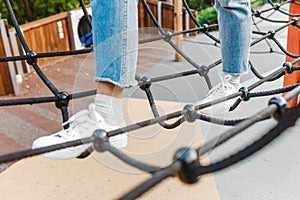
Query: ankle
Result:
<box><xmin>96</xmin><ymin>82</ymin><xmax>123</xmax><ymax>99</ymax></box>
<box><xmin>94</xmin><ymin>94</ymin><xmax>124</xmax><ymax>126</ymax></box>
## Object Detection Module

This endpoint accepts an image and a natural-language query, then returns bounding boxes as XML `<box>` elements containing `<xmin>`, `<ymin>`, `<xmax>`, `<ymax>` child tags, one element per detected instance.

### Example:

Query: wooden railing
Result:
<box><xmin>18</xmin><ymin>12</ymin><xmax>72</xmax><ymax>66</ymax></box>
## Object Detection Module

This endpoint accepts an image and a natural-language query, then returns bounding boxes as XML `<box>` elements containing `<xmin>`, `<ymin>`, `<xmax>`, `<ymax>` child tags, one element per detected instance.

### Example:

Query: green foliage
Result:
<box><xmin>185</xmin><ymin>0</ymin><xmax>214</xmax><ymax>10</ymax></box>
<box><xmin>196</xmin><ymin>0</ymin><xmax>281</xmax><ymax>27</ymax></box>
<box><xmin>0</xmin><ymin>0</ymin><xmax>281</xmax><ymax>27</ymax></box>
<box><xmin>0</xmin><ymin>0</ymin><xmax>89</xmax><ymax>25</ymax></box>
<box><xmin>198</xmin><ymin>6</ymin><xmax>218</xmax><ymax>25</ymax></box>
<box><xmin>251</xmin><ymin>0</ymin><xmax>267</xmax><ymax>8</ymax></box>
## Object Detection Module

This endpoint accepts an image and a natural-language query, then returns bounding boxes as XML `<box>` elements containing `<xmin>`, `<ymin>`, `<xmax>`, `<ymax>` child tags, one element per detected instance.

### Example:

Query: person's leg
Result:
<box><xmin>93</xmin><ymin>0</ymin><xmax>138</xmax><ymax>126</ymax></box>
<box><xmin>216</xmin><ymin>0</ymin><xmax>252</xmax><ymax>76</ymax></box>
<box><xmin>201</xmin><ymin>0</ymin><xmax>252</xmax><ymax>113</ymax></box>
<box><xmin>32</xmin><ymin>0</ymin><xmax>139</xmax><ymax>159</ymax></box>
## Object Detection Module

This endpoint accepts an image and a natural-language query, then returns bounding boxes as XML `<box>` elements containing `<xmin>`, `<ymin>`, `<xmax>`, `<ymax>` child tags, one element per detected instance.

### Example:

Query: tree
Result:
<box><xmin>0</xmin><ymin>0</ymin><xmax>89</xmax><ymax>25</ymax></box>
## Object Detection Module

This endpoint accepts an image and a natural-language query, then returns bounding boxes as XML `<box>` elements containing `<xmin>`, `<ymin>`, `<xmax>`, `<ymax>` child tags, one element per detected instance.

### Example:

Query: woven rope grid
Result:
<box><xmin>0</xmin><ymin>0</ymin><xmax>299</xmax><ymax>199</ymax></box>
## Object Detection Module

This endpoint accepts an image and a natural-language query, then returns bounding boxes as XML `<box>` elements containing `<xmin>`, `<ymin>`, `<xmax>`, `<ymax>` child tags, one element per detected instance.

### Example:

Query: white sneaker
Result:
<box><xmin>32</xmin><ymin>104</ymin><xmax>128</xmax><ymax>160</ymax></box>
<box><xmin>200</xmin><ymin>75</ymin><xmax>240</xmax><ymax>114</ymax></box>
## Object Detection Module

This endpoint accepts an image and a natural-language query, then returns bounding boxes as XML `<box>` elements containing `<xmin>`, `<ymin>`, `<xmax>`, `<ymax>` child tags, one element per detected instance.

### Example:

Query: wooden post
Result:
<box><xmin>174</xmin><ymin>0</ymin><xmax>183</xmax><ymax>62</ymax></box>
<box><xmin>283</xmin><ymin>0</ymin><xmax>300</xmax><ymax>106</ymax></box>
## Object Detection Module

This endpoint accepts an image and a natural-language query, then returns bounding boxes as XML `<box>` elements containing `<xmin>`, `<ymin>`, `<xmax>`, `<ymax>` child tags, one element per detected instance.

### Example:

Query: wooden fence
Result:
<box><xmin>19</xmin><ymin>12</ymin><xmax>72</xmax><ymax>66</ymax></box>
<box><xmin>0</xmin><ymin>0</ymin><xmax>197</xmax><ymax>96</ymax></box>
<box><xmin>138</xmin><ymin>0</ymin><xmax>197</xmax><ymax>35</ymax></box>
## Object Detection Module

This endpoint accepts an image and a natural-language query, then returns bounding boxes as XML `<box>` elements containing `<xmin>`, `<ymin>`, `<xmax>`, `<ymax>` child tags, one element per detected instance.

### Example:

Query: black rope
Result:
<box><xmin>248</xmin><ymin>84</ymin><xmax>300</xmax><ymax>98</ymax></box>
<box><xmin>79</xmin><ymin>0</ymin><xmax>92</xmax><ymax>28</ymax></box>
<box><xmin>252</xmin><ymin>15</ymin><xmax>274</xmax><ymax>53</ymax></box>
<box><xmin>254</xmin><ymin>14</ymin><xmax>290</xmax><ymax>24</ymax></box>
<box><xmin>198</xmin><ymin>85</ymin><xmax>300</xmax><ymax>157</ymax></box>
<box><xmin>267</xmin><ymin>0</ymin><xmax>300</xmax><ymax>17</ymax></box>
<box><xmin>144</xmin><ymin>86</ymin><xmax>185</xmax><ymax>129</ymax></box>
<box><xmin>119</xmin><ymin>162</ymin><xmax>181</xmax><ymax>200</ymax></box>
<box><xmin>196</xmin><ymin>113</ymin><xmax>249</xmax><ymax>126</ymax></box>
<box><xmin>138</xmin><ymin>25</ymin><xmax>218</xmax><ymax>44</ymax></box>
<box><xmin>101</xmin><ymin>143</ymin><xmax>160</xmax><ymax>173</ymax></box>
<box><xmin>0</xmin><ymin>137</ymin><xmax>94</xmax><ymax>163</ymax></box>
<box><xmin>182</xmin><ymin>0</ymin><xmax>220</xmax><ymax>43</ymax></box>
<box><xmin>272</xmin><ymin>37</ymin><xmax>300</xmax><ymax>58</ymax></box>
<box><xmin>197</xmin><ymin>103</ymin><xmax>300</xmax><ymax>176</ymax></box>
<box><xmin>3</xmin><ymin>0</ymin><xmax>30</xmax><ymax>52</ymax></box>
<box><xmin>141</xmin><ymin>0</ymin><xmax>213</xmax><ymax>90</ymax></box>
<box><xmin>0</xmin><ymin>48</ymin><xmax>93</xmax><ymax>63</ymax></box>
<box><xmin>197</xmin><ymin>104</ymin><xmax>275</xmax><ymax>156</ymax></box>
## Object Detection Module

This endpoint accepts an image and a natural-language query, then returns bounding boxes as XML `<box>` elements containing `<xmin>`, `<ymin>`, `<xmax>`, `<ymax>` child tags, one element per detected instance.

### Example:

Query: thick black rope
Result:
<box><xmin>248</xmin><ymin>83</ymin><xmax>300</xmax><ymax>98</ymax></box>
<box><xmin>144</xmin><ymin>86</ymin><xmax>185</xmax><ymax>129</ymax></box>
<box><xmin>119</xmin><ymin>161</ymin><xmax>181</xmax><ymax>200</ymax></box>
<box><xmin>267</xmin><ymin>0</ymin><xmax>300</xmax><ymax>17</ymax></box>
<box><xmin>0</xmin><ymin>137</ymin><xmax>94</xmax><ymax>163</ymax></box>
<box><xmin>198</xmin><ymin>85</ymin><xmax>300</xmax><ymax>157</ymax></box>
<box><xmin>101</xmin><ymin>143</ymin><xmax>160</xmax><ymax>173</ymax></box>
<box><xmin>196</xmin><ymin>102</ymin><xmax>300</xmax><ymax>176</ymax></box>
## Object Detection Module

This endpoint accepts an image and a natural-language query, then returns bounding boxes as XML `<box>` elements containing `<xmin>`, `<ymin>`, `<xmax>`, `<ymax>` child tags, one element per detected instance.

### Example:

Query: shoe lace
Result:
<box><xmin>59</xmin><ymin>109</ymin><xmax>102</xmax><ymax>138</ymax></box>
<box><xmin>206</xmin><ymin>75</ymin><xmax>234</xmax><ymax>99</ymax></box>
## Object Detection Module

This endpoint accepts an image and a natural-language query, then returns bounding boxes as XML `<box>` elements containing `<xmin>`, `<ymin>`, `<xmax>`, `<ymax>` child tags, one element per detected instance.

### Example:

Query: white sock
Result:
<box><xmin>223</xmin><ymin>73</ymin><xmax>241</xmax><ymax>89</ymax></box>
<box><xmin>94</xmin><ymin>94</ymin><xmax>124</xmax><ymax>126</ymax></box>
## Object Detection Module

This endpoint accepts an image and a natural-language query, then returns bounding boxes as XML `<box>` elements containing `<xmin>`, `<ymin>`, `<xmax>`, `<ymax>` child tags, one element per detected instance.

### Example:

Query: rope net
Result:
<box><xmin>0</xmin><ymin>0</ymin><xmax>300</xmax><ymax>199</ymax></box>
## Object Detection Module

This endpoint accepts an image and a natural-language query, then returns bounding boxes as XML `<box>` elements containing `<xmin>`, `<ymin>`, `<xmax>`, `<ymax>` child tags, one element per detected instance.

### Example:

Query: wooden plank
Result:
<box><xmin>283</xmin><ymin>0</ymin><xmax>300</xmax><ymax>106</ymax></box>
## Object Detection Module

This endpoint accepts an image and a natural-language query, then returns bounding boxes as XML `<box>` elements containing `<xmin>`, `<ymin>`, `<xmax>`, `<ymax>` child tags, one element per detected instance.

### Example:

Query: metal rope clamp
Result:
<box><xmin>93</xmin><ymin>129</ymin><xmax>109</xmax><ymax>153</ymax></box>
<box><xmin>174</xmin><ymin>148</ymin><xmax>200</xmax><ymax>184</ymax></box>
<box><xmin>182</xmin><ymin>104</ymin><xmax>197</xmax><ymax>123</ymax></box>
<box><xmin>201</xmin><ymin>24</ymin><xmax>209</xmax><ymax>33</ymax></box>
<box><xmin>139</xmin><ymin>76</ymin><xmax>152</xmax><ymax>91</ymax></box>
<box><xmin>196</xmin><ymin>65</ymin><xmax>209</xmax><ymax>77</ymax></box>
<box><xmin>267</xmin><ymin>30</ymin><xmax>276</xmax><ymax>40</ymax></box>
<box><xmin>239</xmin><ymin>87</ymin><xmax>250</xmax><ymax>102</ymax></box>
<box><xmin>163</xmin><ymin>31</ymin><xmax>173</xmax><ymax>42</ymax></box>
<box><xmin>26</xmin><ymin>51</ymin><xmax>37</xmax><ymax>65</ymax></box>
<box><xmin>55</xmin><ymin>91</ymin><xmax>70</xmax><ymax>109</ymax></box>
<box><xmin>283</xmin><ymin>62</ymin><xmax>293</xmax><ymax>75</ymax></box>
<box><xmin>268</xmin><ymin>96</ymin><xmax>288</xmax><ymax>121</ymax></box>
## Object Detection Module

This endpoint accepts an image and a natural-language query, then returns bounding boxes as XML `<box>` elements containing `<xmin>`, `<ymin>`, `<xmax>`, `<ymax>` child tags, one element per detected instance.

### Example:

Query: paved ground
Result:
<box><xmin>0</xmin><ymin>3</ymin><xmax>299</xmax><ymax>200</ymax></box>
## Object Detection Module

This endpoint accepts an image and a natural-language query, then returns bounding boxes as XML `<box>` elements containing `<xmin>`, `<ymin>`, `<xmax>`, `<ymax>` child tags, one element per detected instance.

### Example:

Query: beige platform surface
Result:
<box><xmin>0</xmin><ymin>98</ymin><xmax>220</xmax><ymax>200</ymax></box>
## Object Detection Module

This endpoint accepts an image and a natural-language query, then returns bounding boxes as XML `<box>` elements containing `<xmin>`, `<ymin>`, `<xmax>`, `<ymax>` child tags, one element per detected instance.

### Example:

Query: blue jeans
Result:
<box><xmin>91</xmin><ymin>0</ymin><xmax>138</xmax><ymax>88</ymax></box>
<box><xmin>215</xmin><ymin>0</ymin><xmax>252</xmax><ymax>75</ymax></box>
<box><xmin>91</xmin><ymin>0</ymin><xmax>252</xmax><ymax>88</ymax></box>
